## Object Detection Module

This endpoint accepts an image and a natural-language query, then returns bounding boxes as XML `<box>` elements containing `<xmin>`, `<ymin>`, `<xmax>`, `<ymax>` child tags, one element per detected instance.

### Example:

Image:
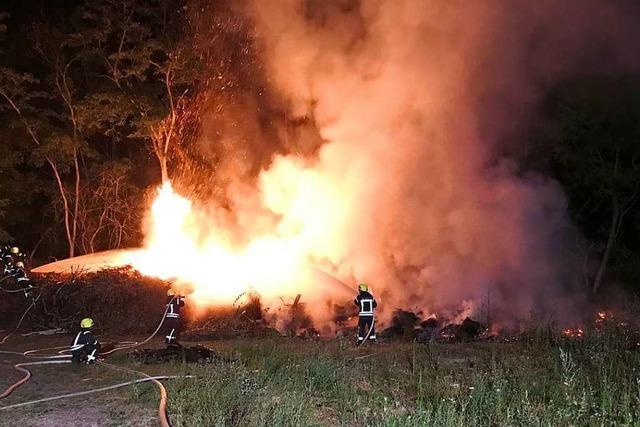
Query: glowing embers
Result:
<box><xmin>562</xmin><ymin>327</ymin><xmax>585</xmax><ymax>338</ymax></box>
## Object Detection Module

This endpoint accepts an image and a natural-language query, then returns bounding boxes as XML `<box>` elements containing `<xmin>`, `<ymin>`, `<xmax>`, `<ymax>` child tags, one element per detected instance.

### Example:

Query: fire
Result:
<box><xmin>563</xmin><ymin>328</ymin><xmax>584</xmax><ymax>338</ymax></box>
<box><xmin>121</xmin><ymin>172</ymin><xmax>349</xmax><ymax>308</ymax></box>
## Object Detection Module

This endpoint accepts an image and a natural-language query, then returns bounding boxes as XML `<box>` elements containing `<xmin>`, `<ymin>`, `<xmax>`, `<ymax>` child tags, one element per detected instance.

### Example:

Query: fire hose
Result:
<box><xmin>0</xmin><ymin>357</ymin><xmax>182</xmax><ymax>425</ymax></box>
<box><xmin>0</xmin><ymin>297</ymin><xmax>184</xmax><ymax>426</ymax></box>
<box><xmin>358</xmin><ymin>317</ymin><xmax>376</xmax><ymax>346</ymax></box>
<box><xmin>0</xmin><ymin>360</ymin><xmax>71</xmax><ymax>399</ymax></box>
<box><xmin>1</xmin><ymin>298</ymin><xmax>174</xmax><ymax>362</ymax></box>
<box><xmin>98</xmin><ymin>361</ymin><xmax>174</xmax><ymax>427</ymax></box>
<box><xmin>0</xmin><ymin>375</ymin><xmax>183</xmax><ymax>412</ymax></box>
<box><xmin>0</xmin><ymin>358</ymin><xmax>190</xmax><ymax>427</ymax></box>
<box><xmin>100</xmin><ymin>297</ymin><xmax>173</xmax><ymax>356</ymax></box>
<box><xmin>0</xmin><ymin>350</ymin><xmax>183</xmax><ymax>426</ymax></box>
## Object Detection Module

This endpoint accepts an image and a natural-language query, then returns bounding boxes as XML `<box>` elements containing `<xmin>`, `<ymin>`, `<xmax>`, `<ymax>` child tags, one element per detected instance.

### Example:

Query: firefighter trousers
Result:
<box><xmin>358</xmin><ymin>316</ymin><xmax>376</xmax><ymax>341</ymax></box>
<box><xmin>161</xmin><ymin>316</ymin><xmax>181</xmax><ymax>346</ymax></box>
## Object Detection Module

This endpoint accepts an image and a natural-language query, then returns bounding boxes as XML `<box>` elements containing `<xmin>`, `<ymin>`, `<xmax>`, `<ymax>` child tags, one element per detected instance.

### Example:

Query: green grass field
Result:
<box><xmin>116</xmin><ymin>329</ymin><xmax>640</xmax><ymax>426</ymax></box>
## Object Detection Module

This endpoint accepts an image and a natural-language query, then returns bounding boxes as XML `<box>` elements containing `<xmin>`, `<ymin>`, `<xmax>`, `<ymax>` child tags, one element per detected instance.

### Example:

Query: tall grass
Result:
<box><xmin>128</xmin><ymin>326</ymin><xmax>640</xmax><ymax>426</ymax></box>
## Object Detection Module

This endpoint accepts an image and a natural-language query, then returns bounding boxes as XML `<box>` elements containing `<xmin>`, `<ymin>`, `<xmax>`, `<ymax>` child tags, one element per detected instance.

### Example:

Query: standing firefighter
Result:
<box><xmin>162</xmin><ymin>289</ymin><xmax>185</xmax><ymax>348</ymax></box>
<box><xmin>71</xmin><ymin>318</ymin><xmax>101</xmax><ymax>364</ymax></box>
<box><xmin>12</xmin><ymin>261</ymin><xmax>34</xmax><ymax>300</ymax></box>
<box><xmin>354</xmin><ymin>283</ymin><xmax>377</xmax><ymax>344</ymax></box>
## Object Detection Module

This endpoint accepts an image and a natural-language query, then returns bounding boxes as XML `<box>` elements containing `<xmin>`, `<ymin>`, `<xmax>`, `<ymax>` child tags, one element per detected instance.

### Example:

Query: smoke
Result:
<box><xmin>135</xmin><ymin>0</ymin><xmax>640</xmax><ymax>330</ymax></box>
<box><xmin>214</xmin><ymin>0</ymin><xmax>640</xmax><ymax>326</ymax></box>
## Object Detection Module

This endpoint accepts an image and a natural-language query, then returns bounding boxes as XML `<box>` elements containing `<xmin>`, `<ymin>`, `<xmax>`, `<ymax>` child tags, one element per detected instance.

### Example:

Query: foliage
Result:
<box><xmin>0</xmin><ymin>1</ymin><xmax>189</xmax><ymax>259</ymax></box>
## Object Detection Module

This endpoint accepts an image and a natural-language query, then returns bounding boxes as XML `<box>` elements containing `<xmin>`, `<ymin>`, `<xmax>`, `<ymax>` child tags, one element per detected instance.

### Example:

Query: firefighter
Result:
<box><xmin>1</xmin><ymin>246</ymin><xmax>20</xmax><ymax>275</ymax></box>
<box><xmin>12</xmin><ymin>261</ymin><xmax>35</xmax><ymax>299</ymax></box>
<box><xmin>162</xmin><ymin>289</ymin><xmax>185</xmax><ymax>348</ymax></box>
<box><xmin>70</xmin><ymin>318</ymin><xmax>101</xmax><ymax>364</ymax></box>
<box><xmin>354</xmin><ymin>283</ymin><xmax>377</xmax><ymax>344</ymax></box>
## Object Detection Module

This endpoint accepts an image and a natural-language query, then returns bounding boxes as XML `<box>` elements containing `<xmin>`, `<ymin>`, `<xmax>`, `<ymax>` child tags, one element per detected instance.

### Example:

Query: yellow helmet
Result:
<box><xmin>80</xmin><ymin>318</ymin><xmax>94</xmax><ymax>328</ymax></box>
<box><xmin>11</xmin><ymin>247</ymin><xmax>19</xmax><ymax>254</ymax></box>
<box><xmin>358</xmin><ymin>283</ymin><xmax>368</xmax><ymax>292</ymax></box>
<box><xmin>15</xmin><ymin>261</ymin><xmax>24</xmax><ymax>268</ymax></box>
<box><xmin>167</xmin><ymin>289</ymin><xmax>175</xmax><ymax>297</ymax></box>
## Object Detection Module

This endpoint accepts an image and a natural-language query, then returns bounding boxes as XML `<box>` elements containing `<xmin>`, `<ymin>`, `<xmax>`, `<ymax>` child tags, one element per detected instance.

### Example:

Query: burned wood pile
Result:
<box><xmin>380</xmin><ymin>309</ymin><xmax>487</xmax><ymax>343</ymax></box>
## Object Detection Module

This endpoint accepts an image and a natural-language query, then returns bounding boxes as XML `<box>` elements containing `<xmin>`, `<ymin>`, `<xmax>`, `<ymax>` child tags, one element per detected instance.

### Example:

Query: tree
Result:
<box><xmin>76</xmin><ymin>161</ymin><xmax>141</xmax><ymax>253</ymax></box>
<box><xmin>550</xmin><ymin>77</ymin><xmax>640</xmax><ymax>294</ymax></box>
<box><xmin>0</xmin><ymin>64</ymin><xmax>81</xmax><ymax>257</ymax></box>
<box><xmin>69</xmin><ymin>0</ymin><xmax>193</xmax><ymax>185</ymax></box>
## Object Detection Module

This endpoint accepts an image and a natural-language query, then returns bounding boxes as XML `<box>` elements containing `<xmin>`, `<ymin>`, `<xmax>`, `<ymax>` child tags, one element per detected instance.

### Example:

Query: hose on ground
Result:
<box><xmin>0</xmin><ymin>360</ymin><xmax>71</xmax><ymax>399</ymax></box>
<box><xmin>99</xmin><ymin>361</ymin><xmax>172</xmax><ymax>427</ymax></box>
<box><xmin>0</xmin><ymin>375</ymin><xmax>187</xmax><ymax>412</ymax></box>
<box><xmin>0</xmin><ymin>295</ymin><xmax>183</xmax><ymax>425</ymax></box>
<box><xmin>0</xmin><ymin>355</ymin><xmax>187</xmax><ymax>426</ymax></box>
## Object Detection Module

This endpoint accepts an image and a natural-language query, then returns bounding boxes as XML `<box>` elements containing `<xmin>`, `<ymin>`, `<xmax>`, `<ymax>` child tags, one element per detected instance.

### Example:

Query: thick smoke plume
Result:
<box><xmin>133</xmin><ymin>0</ymin><xmax>640</xmax><ymax>330</ymax></box>
<box><xmin>218</xmin><ymin>0</ymin><xmax>639</xmax><ymax>326</ymax></box>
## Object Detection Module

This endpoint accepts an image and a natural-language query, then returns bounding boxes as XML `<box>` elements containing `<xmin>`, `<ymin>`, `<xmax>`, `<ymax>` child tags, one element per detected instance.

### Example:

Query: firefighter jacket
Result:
<box><xmin>12</xmin><ymin>267</ymin><xmax>30</xmax><ymax>285</ymax></box>
<box><xmin>354</xmin><ymin>291</ymin><xmax>377</xmax><ymax>317</ymax></box>
<box><xmin>165</xmin><ymin>295</ymin><xmax>185</xmax><ymax>319</ymax></box>
<box><xmin>70</xmin><ymin>328</ymin><xmax>100</xmax><ymax>362</ymax></box>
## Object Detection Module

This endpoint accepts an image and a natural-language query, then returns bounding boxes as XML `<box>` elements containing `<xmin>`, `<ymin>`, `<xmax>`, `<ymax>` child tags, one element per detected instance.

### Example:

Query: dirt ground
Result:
<box><xmin>0</xmin><ymin>335</ymin><xmax>167</xmax><ymax>427</ymax></box>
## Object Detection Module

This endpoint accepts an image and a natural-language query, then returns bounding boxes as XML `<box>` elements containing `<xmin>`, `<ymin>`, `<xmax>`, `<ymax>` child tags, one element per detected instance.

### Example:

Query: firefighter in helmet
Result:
<box><xmin>354</xmin><ymin>283</ymin><xmax>377</xmax><ymax>344</ymax></box>
<box><xmin>162</xmin><ymin>289</ymin><xmax>185</xmax><ymax>348</ymax></box>
<box><xmin>10</xmin><ymin>261</ymin><xmax>35</xmax><ymax>300</ymax></box>
<box><xmin>71</xmin><ymin>318</ymin><xmax>101</xmax><ymax>364</ymax></box>
<box><xmin>1</xmin><ymin>246</ymin><xmax>20</xmax><ymax>275</ymax></box>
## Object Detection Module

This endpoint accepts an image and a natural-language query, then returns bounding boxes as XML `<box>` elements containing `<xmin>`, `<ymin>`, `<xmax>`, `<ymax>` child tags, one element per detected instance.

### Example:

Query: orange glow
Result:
<box><xmin>120</xmin><ymin>175</ymin><xmax>349</xmax><ymax>309</ymax></box>
<box><xmin>562</xmin><ymin>327</ymin><xmax>584</xmax><ymax>338</ymax></box>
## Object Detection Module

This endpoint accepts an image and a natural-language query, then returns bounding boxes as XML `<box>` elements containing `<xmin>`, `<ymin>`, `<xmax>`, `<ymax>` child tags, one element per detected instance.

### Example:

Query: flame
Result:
<box><xmin>122</xmin><ymin>171</ymin><xmax>348</xmax><ymax>309</ymax></box>
<box><xmin>562</xmin><ymin>327</ymin><xmax>584</xmax><ymax>338</ymax></box>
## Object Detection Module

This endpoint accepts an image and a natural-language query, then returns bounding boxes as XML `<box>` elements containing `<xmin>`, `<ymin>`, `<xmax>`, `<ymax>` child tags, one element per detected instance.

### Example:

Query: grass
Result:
<box><xmin>118</xmin><ymin>326</ymin><xmax>640</xmax><ymax>426</ymax></box>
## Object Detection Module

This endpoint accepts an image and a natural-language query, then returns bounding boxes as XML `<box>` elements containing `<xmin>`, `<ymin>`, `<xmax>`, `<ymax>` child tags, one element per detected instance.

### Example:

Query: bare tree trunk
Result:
<box><xmin>0</xmin><ymin>90</ymin><xmax>76</xmax><ymax>257</ymax></box>
<box><xmin>592</xmin><ymin>195</ymin><xmax>620</xmax><ymax>294</ymax></box>
<box><xmin>150</xmin><ymin>62</ymin><xmax>176</xmax><ymax>185</ymax></box>
<box><xmin>48</xmin><ymin>158</ymin><xmax>74</xmax><ymax>257</ymax></box>
<box><xmin>57</xmin><ymin>62</ymin><xmax>81</xmax><ymax>258</ymax></box>
<box><xmin>71</xmin><ymin>149</ymin><xmax>80</xmax><ymax>257</ymax></box>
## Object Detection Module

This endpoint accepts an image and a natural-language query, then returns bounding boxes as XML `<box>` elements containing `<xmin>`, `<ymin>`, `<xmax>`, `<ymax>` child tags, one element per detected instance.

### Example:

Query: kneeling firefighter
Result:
<box><xmin>162</xmin><ymin>289</ymin><xmax>185</xmax><ymax>348</ymax></box>
<box><xmin>354</xmin><ymin>283</ymin><xmax>377</xmax><ymax>344</ymax></box>
<box><xmin>71</xmin><ymin>318</ymin><xmax>101</xmax><ymax>364</ymax></box>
